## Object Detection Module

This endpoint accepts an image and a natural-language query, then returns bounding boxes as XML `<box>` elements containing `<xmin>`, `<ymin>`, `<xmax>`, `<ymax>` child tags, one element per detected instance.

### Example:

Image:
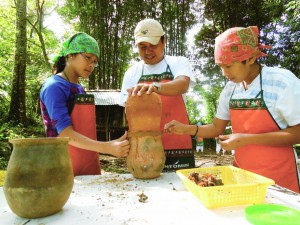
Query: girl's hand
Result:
<box><xmin>109</xmin><ymin>131</ymin><xmax>130</xmax><ymax>158</ymax></box>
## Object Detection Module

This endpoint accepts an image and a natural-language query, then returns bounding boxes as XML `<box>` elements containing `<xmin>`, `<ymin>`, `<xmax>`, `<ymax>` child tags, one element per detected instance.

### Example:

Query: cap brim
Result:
<box><xmin>135</xmin><ymin>36</ymin><xmax>161</xmax><ymax>45</ymax></box>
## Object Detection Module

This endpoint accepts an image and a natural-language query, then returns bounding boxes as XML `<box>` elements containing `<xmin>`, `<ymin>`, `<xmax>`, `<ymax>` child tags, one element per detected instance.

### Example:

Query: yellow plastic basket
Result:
<box><xmin>176</xmin><ymin>166</ymin><xmax>275</xmax><ymax>208</ymax></box>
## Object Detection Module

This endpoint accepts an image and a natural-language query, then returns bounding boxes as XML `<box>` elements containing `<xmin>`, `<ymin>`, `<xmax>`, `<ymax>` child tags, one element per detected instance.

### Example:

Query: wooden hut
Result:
<box><xmin>87</xmin><ymin>90</ymin><xmax>127</xmax><ymax>141</ymax></box>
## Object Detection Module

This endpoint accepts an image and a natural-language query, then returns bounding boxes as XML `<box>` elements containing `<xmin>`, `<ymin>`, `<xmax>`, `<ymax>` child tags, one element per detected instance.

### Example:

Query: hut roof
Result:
<box><xmin>87</xmin><ymin>90</ymin><xmax>121</xmax><ymax>106</ymax></box>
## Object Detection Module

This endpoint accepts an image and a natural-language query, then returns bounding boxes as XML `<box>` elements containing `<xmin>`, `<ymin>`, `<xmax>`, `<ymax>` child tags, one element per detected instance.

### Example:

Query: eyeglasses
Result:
<box><xmin>80</xmin><ymin>53</ymin><xmax>99</xmax><ymax>67</ymax></box>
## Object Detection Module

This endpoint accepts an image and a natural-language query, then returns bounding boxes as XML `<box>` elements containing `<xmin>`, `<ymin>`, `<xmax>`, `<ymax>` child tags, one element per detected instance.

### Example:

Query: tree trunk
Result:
<box><xmin>8</xmin><ymin>0</ymin><xmax>27</xmax><ymax>125</ymax></box>
<box><xmin>27</xmin><ymin>0</ymin><xmax>51</xmax><ymax>69</ymax></box>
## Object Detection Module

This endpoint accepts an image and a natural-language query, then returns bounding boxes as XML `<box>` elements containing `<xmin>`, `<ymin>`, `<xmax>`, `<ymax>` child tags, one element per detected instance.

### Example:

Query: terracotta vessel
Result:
<box><xmin>125</xmin><ymin>93</ymin><xmax>165</xmax><ymax>179</ymax></box>
<box><xmin>3</xmin><ymin>137</ymin><xmax>74</xmax><ymax>218</ymax></box>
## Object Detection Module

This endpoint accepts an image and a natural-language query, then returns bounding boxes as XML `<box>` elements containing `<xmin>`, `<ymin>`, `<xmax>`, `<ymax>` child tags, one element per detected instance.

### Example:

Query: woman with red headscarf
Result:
<box><xmin>164</xmin><ymin>26</ymin><xmax>300</xmax><ymax>193</ymax></box>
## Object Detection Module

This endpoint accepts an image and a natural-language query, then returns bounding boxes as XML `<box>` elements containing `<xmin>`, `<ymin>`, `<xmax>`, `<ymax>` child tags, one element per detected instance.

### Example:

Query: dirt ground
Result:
<box><xmin>100</xmin><ymin>151</ymin><xmax>235</xmax><ymax>174</ymax></box>
<box><xmin>100</xmin><ymin>150</ymin><xmax>300</xmax><ymax>174</ymax></box>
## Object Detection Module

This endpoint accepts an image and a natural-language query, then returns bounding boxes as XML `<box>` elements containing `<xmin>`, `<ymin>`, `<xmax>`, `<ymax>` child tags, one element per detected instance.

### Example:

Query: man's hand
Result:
<box><xmin>127</xmin><ymin>83</ymin><xmax>156</xmax><ymax>97</ymax></box>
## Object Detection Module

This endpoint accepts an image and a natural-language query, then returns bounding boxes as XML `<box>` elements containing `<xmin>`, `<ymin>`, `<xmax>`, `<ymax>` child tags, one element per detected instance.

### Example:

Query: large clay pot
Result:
<box><xmin>3</xmin><ymin>137</ymin><xmax>74</xmax><ymax>218</ymax></box>
<box><xmin>125</xmin><ymin>93</ymin><xmax>166</xmax><ymax>179</ymax></box>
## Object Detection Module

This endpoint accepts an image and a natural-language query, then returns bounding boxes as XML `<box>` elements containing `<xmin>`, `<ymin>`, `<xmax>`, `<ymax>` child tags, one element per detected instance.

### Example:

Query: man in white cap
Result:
<box><xmin>120</xmin><ymin>18</ymin><xmax>196</xmax><ymax>171</ymax></box>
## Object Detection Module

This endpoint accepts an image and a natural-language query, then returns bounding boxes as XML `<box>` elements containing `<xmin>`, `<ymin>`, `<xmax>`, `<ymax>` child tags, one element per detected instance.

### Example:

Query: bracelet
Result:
<box><xmin>193</xmin><ymin>124</ymin><xmax>198</xmax><ymax>137</ymax></box>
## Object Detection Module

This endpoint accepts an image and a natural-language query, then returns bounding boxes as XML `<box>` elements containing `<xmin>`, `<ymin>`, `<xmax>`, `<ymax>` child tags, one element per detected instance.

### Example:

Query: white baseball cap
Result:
<box><xmin>134</xmin><ymin>19</ymin><xmax>165</xmax><ymax>45</ymax></box>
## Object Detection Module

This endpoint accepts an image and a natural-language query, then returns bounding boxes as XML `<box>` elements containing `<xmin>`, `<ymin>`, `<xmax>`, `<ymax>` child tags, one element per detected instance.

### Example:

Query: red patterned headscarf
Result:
<box><xmin>214</xmin><ymin>26</ymin><xmax>271</xmax><ymax>64</ymax></box>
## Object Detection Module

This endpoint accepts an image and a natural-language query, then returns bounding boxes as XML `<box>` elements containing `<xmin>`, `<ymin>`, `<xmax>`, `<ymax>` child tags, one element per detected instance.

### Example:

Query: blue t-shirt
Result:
<box><xmin>40</xmin><ymin>75</ymin><xmax>85</xmax><ymax>137</ymax></box>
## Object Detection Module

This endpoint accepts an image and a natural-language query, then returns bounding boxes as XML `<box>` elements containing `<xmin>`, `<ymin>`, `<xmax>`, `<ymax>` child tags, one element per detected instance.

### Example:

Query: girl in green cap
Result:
<box><xmin>40</xmin><ymin>33</ymin><xmax>130</xmax><ymax>176</ymax></box>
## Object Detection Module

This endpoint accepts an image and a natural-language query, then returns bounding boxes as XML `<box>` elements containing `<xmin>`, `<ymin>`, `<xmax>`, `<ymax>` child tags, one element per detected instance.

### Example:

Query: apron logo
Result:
<box><xmin>164</xmin><ymin>161</ymin><xmax>189</xmax><ymax>169</ymax></box>
<box><xmin>141</xmin><ymin>29</ymin><xmax>148</xmax><ymax>35</ymax></box>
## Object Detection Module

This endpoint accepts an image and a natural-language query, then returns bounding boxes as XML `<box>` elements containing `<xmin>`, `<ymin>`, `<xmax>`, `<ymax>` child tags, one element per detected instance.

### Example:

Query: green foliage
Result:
<box><xmin>186</xmin><ymin>93</ymin><xmax>204</xmax><ymax>124</ymax></box>
<box><xmin>191</xmin><ymin>0</ymin><xmax>299</xmax><ymax>121</ymax></box>
<box><xmin>295</xmin><ymin>145</ymin><xmax>300</xmax><ymax>157</ymax></box>
<box><xmin>0</xmin><ymin>121</ymin><xmax>45</xmax><ymax>170</ymax></box>
<box><xmin>0</xmin><ymin>4</ymin><xmax>47</xmax><ymax>163</ymax></box>
<box><xmin>1</xmin><ymin>1</ymin><xmax>21</xmax><ymax>123</ymax></box>
<box><xmin>192</xmin><ymin>82</ymin><xmax>223</xmax><ymax>123</ymax></box>
<box><xmin>201</xmin><ymin>86</ymin><xmax>222</xmax><ymax>123</ymax></box>
<box><xmin>264</xmin><ymin>0</ymin><xmax>300</xmax><ymax>77</ymax></box>
<box><xmin>0</xmin><ymin>1</ymin><xmax>16</xmax><ymax>120</ymax></box>
<box><xmin>59</xmin><ymin>0</ymin><xmax>197</xmax><ymax>89</ymax></box>
<box><xmin>193</xmin><ymin>0</ymin><xmax>288</xmax><ymax>85</ymax></box>
<box><xmin>0</xmin><ymin>0</ymin><xmax>59</xmax><ymax>124</ymax></box>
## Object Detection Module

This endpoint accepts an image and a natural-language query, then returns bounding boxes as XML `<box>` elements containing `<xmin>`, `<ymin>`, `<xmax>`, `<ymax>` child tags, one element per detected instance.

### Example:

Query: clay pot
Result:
<box><xmin>3</xmin><ymin>137</ymin><xmax>74</xmax><ymax>218</ymax></box>
<box><xmin>125</xmin><ymin>93</ymin><xmax>162</xmax><ymax>132</ymax></box>
<box><xmin>126</xmin><ymin>131</ymin><xmax>165</xmax><ymax>179</ymax></box>
<box><xmin>125</xmin><ymin>93</ymin><xmax>165</xmax><ymax>179</ymax></box>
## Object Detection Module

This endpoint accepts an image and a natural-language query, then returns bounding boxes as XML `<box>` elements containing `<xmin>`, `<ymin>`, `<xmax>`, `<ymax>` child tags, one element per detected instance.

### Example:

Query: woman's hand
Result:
<box><xmin>109</xmin><ymin>131</ymin><xmax>130</xmax><ymax>158</ymax></box>
<box><xmin>164</xmin><ymin>120</ymin><xmax>189</xmax><ymax>135</ymax></box>
<box><xmin>218</xmin><ymin>133</ymin><xmax>247</xmax><ymax>151</ymax></box>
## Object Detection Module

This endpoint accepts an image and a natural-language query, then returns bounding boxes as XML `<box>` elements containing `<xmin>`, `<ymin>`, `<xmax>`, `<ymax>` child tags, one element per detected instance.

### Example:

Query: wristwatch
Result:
<box><xmin>153</xmin><ymin>82</ymin><xmax>161</xmax><ymax>93</ymax></box>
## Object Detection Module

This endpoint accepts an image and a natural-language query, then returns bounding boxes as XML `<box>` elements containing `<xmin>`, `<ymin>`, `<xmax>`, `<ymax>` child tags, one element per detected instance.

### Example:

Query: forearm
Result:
<box><xmin>197</xmin><ymin>124</ymin><xmax>225</xmax><ymax>138</ymax></box>
<box><xmin>154</xmin><ymin>76</ymin><xmax>190</xmax><ymax>95</ymax></box>
<box><xmin>196</xmin><ymin>118</ymin><xmax>229</xmax><ymax>138</ymax></box>
<box><xmin>180</xmin><ymin>124</ymin><xmax>223</xmax><ymax>138</ymax></box>
<box><xmin>58</xmin><ymin>126</ymin><xmax>110</xmax><ymax>154</ymax></box>
<box><xmin>242</xmin><ymin>125</ymin><xmax>300</xmax><ymax>146</ymax></box>
<box><xmin>164</xmin><ymin>118</ymin><xmax>228</xmax><ymax>138</ymax></box>
<box><xmin>219</xmin><ymin>124</ymin><xmax>300</xmax><ymax>150</ymax></box>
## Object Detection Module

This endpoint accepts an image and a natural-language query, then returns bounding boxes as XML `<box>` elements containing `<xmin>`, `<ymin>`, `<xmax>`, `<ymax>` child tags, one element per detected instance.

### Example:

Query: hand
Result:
<box><xmin>109</xmin><ymin>131</ymin><xmax>130</xmax><ymax>158</ymax></box>
<box><xmin>218</xmin><ymin>133</ymin><xmax>247</xmax><ymax>151</ymax></box>
<box><xmin>127</xmin><ymin>83</ymin><xmax>156</xmax><ymax>97</ymax></box>
<box><xmin>164</xmin><ymin>120</ymin><xmax>187</xmax><ymax>135</ymax></box>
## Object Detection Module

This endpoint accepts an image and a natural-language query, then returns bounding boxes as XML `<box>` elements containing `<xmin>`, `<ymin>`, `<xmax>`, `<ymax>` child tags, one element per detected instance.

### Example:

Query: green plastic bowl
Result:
<box><xmin>245</xmin><ymin>204</ymin><xmax>300</xmax><ymax>225</ymax></box>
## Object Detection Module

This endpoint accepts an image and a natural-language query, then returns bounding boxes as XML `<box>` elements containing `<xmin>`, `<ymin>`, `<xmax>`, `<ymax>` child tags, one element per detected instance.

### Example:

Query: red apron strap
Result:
<box><xmin>69</xmin><ymin>94</ymin><xmax>101</xmax><ymax>176</ymax></box>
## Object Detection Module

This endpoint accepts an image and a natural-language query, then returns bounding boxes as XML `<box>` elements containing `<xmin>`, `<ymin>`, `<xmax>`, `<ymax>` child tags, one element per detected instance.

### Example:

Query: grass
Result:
<box><xmin>0</xmin><ymin>170</ymin><xmax>6</xmax><ymax>186</ymax></box>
